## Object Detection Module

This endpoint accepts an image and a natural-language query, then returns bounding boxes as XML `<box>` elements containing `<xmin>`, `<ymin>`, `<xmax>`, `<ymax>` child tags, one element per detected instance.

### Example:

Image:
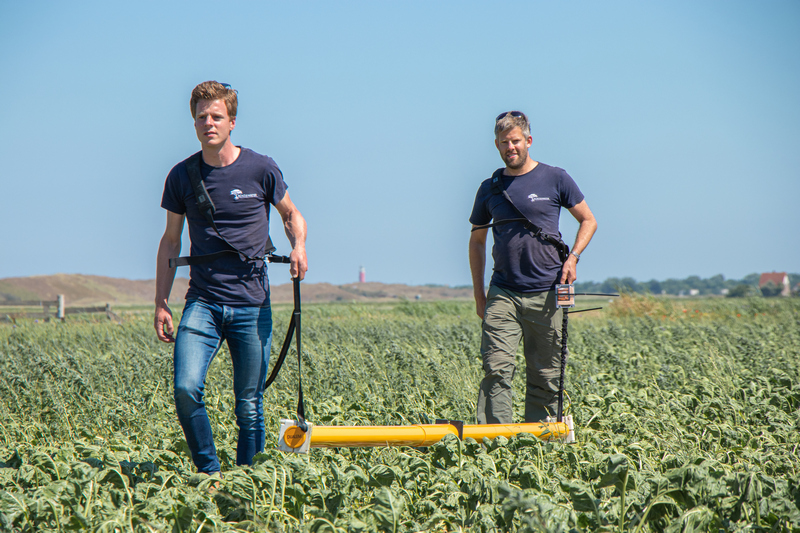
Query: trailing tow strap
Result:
<box><xmin>263</xmin><ymin>275</ymin><xmax>308</xmax><ymax>432</ymax></box>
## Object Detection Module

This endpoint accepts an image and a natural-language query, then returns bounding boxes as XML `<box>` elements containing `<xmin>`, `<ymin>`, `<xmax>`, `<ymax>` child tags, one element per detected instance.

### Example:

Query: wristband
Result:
<box><xmin>569</xmin><ymin>251</ymin><xmax>580</xmax><ymax>263</ymax></box>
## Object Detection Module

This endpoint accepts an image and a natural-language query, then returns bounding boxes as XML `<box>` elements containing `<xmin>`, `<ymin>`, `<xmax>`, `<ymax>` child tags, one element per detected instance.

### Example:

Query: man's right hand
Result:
<box><xmin>474</xmin><ymin>291</ymin><xmax>487</xmax><ymax>320</ymax></box>
<box><xmin>154</xmin><ymin>305</ymin><xmax>175</xmax><ymax>343</ymax></box>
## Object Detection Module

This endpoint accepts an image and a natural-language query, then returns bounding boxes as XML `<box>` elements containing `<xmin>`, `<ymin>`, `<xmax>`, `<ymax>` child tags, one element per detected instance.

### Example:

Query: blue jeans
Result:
<box><xmin>173</xmin><ymin>299</ymin><xmax>272</xmax><ymax>473</ymax></box>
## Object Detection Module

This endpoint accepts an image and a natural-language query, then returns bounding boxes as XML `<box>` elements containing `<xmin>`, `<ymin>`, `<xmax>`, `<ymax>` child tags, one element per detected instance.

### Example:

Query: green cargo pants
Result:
<box><xmin>476</xmin><ymin>285</ymin><xmax>564</xmax><ymax>424</ymax></box>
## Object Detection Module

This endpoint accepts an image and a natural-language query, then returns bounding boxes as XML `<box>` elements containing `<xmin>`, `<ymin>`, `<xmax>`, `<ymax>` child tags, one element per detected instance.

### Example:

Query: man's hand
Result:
<box><xmin>154</xmin><ymin>305</ymin><xmax>175</xmax><ymax>343</ymax></box>
<box><xmin>289</xmin><ymin>245</ymin><xmax>308</xmax><ymax>280</ymax></box>
<box><xmin>475</xmin><ymin>291</ymin><xmax>487</xmax><ymax>320</ymax></box>
<box><xmin>560</xmin><ymin>254</ymin><xmax>578</xmax><ymax>284</ymax></box>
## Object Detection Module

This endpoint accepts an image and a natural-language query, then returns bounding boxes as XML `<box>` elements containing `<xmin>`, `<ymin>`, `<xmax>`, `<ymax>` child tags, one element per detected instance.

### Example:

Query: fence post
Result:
<box><xmin>57</xmin><ymin>294</ymin><xmax>65</xmax><ymax>321</ymax></box>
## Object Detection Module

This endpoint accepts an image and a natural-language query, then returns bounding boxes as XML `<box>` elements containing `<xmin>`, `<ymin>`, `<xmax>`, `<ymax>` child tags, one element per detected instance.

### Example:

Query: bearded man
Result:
<box><xmin>469</xmin><ymin>110</ymin><xmax>597</xmax><ymax>424</ymax></box>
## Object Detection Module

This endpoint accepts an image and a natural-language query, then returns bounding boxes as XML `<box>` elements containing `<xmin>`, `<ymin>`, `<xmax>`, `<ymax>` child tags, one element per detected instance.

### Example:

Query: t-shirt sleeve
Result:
<box><xmin>559</xmin><ymin>169</ymin><xmax>584</xmax><ymax>209</ymax></box>
<box><xmin>161</xmin><ymin>164</ymin><xmax>186</xmax><ymax>215</ymax></box>
<box><xmin>265</xmin><ymin>159</ymin><xmax>288</xmax><ymax>205</ymax></box>
<box><xmin>469</xmin><ymin>181</ymin><xmax>492</xmax><ymax>226</ymax></box>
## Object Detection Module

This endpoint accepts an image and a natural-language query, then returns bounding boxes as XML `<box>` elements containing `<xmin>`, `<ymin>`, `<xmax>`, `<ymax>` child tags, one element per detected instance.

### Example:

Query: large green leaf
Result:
<box><xmin>370</xmin><ymin>486</ymin><xmax>405</xmax><ymax>532</ymax></box>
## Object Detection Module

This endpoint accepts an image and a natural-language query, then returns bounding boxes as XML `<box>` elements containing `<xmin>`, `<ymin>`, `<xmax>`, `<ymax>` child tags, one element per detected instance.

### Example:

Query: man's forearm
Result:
<box><xmin>155</xmin><ymin>237</ymin><xmax>180</xmax><ymax>307</ymax></box>
<box><xmin>283</xmin><ymin>209</ymin><xmax>307</xmax><ymax>250</ymax></box>
<box><xmin>469</xmin><ymin>234</ymin><xmax>489</xmax><ymax>319</ymax></box>
<box><xmin>571</xmin><ymin>217</ymin><xmax>597</xmax><ymax>256</ymax></box>
<box><xmin>281</xmin><ymin>205</ymin><xmax>308</xmax><ymax>280</ymax></box>
<box><xmin>469</xmin><ymin>240</ymin><xmax>486</xmax><ymax>298</ymax></box>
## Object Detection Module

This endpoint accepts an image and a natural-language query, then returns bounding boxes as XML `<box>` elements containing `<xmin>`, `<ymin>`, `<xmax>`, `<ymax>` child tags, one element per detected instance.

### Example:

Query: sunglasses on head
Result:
<box><xmin>496</xmin><ymin>111</ymin><xmax>526</xmax><ymax>122</ymax></box>
<box><xmin>220</xmin><ymin>83</ymin><xmax>238</xmax><ymax>94</ymax></box>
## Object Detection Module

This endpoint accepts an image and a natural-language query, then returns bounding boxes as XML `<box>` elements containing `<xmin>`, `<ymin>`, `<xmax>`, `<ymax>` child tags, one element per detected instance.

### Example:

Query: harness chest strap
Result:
<box><xmin>473</xmin><ymin>168</ymin><xmax>570</xmax><ymax>261</ymax></box>
<box><xmin>169</xmin><ymin>152</ymin><xmax>275</xmax><ymax>268</ymax></box>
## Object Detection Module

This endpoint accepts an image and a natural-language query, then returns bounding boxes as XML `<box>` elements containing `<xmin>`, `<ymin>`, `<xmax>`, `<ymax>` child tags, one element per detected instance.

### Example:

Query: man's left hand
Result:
<box><xmin>560</xmin><ymin>255</ymin><xmax>578</xmax><ymax>284</ymax></box>
<box><xmin>290</xmin><ymin>246</ymin><xmax>308</xmax><ymax>280</ymax></box>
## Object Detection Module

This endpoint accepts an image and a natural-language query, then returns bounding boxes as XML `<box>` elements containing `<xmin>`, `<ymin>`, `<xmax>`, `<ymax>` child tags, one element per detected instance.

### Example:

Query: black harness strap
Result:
<box><xmin>170</xmin><ymin>251</ymin><xmax>235</xmax><ymax>268</ymax></box>
<box><xmin>168</xmin><ymin>152</ymin><xmax>276</xmax><ymax>268</ymax></box>
<box><xmin>186</xmin><ymin>152</ymin><xmax>217</xmax><ymax>231</ymax></box>
<box><xmin>472</xmin><ymin>169</ymin><xmax>571</xmax><ymax>262</ymax></box>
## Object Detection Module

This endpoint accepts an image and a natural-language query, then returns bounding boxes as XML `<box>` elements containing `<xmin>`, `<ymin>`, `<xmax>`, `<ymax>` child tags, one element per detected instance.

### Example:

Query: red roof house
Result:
<box><xmin>758</xmin><ymin>272</ymin><xmax>790</xmax><ymax>297</ymax></box>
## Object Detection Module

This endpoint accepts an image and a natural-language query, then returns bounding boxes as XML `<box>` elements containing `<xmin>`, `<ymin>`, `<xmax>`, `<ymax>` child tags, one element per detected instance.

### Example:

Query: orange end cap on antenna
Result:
<box><xmin>283</xmin><ymin>426</ymin><xmax>307</xmax><ymax>448</ymax></box>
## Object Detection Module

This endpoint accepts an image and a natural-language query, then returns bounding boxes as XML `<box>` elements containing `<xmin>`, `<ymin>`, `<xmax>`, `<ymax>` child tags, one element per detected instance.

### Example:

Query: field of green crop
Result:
<box><xmin>1</xmin><ymin>296</ymin><xmax>799</xmax><ymax>532</ymax></box>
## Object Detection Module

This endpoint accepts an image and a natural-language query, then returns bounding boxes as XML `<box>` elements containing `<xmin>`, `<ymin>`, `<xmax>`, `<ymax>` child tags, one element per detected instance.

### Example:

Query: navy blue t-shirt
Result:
<box><xmin>161</xmin><ymin>148</ymin><xmax>287</xmax><ymax>306</ymax></box>
<box><xmin>470</xmin><ymin>163</ymin><xmax>584</xmax><ymax>293</ymax></box>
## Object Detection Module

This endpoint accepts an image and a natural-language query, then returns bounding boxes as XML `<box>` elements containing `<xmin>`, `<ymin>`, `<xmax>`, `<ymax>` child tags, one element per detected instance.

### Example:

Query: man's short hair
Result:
<box><xmin>190</xmin><ymin>81</ymin><xmax>238</xmax><ymax>119</ymax></box>
<box><xmin>494</xmin><ymin>111</ymin><xmax>530</xmax><ymax>138</ymax></box>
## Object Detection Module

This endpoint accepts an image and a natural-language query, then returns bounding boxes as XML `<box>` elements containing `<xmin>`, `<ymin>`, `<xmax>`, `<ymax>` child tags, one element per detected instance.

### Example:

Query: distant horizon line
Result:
<box><xmin>1</xmin><ymin>271</ymin><xmax>797</xmax><ymax>287</ymax></box>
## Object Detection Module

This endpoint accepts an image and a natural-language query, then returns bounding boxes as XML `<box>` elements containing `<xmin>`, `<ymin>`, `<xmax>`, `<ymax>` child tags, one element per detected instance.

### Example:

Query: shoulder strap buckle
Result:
<box><xmin>185</xmin><ymin>152</ymin><xmax>217</xmax><ymax>229</ymax></box>
<box><xmin>489</xmin><ymin>168</ymin><xmax>504</xmax><ymax>196</ymax></box>
<box><xmin>523</xmin><ymin>222</ymin><xmax>542</xmax><ymax>238</ymax></box>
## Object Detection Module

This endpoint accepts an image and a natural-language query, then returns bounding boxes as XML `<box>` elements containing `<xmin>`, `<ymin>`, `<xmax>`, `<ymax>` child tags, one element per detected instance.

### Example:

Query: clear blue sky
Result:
<box><xmin>1</xmin><ymin>1</ymin><xmax>798</xmax><ymax>287</ymax></box>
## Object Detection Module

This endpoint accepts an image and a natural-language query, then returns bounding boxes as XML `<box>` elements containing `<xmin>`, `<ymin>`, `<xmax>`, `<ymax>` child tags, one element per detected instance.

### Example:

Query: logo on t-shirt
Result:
<box><xmin>528</xmin><ymin>193</ymin><xmax>550</xmax><ymax>202</ymax></box>
<box><xmin>230</xmin><ymin>189</ymin><xmax>258</xmax><ymax>200</ymax></box>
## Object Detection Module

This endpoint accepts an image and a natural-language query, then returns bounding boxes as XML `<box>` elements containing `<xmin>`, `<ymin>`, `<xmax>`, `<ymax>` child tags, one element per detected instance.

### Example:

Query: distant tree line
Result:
<box><xmin>573</xmin><ymin>273</ymin><xmax>800</xmax><ymax>297</ymax></box>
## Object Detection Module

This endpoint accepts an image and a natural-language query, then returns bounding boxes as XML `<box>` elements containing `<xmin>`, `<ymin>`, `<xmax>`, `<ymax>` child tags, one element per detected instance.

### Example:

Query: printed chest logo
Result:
<box><xmin>230</xmin><ymin>189</ymin><xmax>258</xmax><ymax>200</ymax></box>
<box><xmin>528</xmin><ymin>193</ymin><xmax>551</xmax><ymax>202</ymax></box>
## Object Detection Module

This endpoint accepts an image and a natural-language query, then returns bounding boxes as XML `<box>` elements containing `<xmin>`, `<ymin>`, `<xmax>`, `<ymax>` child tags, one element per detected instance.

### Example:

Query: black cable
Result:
<box><xmin>566</xmin><ymin>306</ymin><xmax>604</xmax><ymax>314</ymax></box>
